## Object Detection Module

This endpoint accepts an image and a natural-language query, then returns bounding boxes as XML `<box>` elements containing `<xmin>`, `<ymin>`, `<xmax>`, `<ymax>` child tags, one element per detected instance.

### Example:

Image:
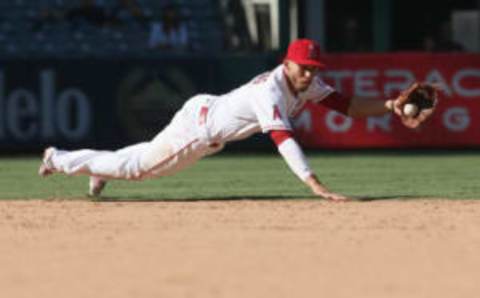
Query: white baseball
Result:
<box><xmin>403</xmin><ymin>103</ymin><xmax>419</xmax><ymax>117</ymax></box>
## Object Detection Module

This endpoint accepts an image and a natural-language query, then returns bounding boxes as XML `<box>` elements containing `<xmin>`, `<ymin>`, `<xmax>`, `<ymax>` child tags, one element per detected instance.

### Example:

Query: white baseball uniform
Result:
<box><xmin>48</xmin><ymin>65</ymin><xmax>341</xmax><ymax>182</ymax></box>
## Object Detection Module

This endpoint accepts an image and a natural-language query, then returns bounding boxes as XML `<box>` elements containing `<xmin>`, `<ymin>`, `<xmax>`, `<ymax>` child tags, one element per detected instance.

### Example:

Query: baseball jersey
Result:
<box><xmin>205</xmin><ymin>65</ymin><xmax>337</xmax><ymax>144</ymax></box>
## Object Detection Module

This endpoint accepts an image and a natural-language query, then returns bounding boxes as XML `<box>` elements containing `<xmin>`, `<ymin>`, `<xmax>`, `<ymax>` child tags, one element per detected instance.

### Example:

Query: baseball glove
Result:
<box><xmin>394</xmin><ymin>82</ymin><xmax>438</xmax><ymax>128</ymax></box>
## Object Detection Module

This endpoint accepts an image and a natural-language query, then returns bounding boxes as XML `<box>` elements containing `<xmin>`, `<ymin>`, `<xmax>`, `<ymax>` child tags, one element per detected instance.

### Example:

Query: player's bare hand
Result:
<box><xmin>305</xmin><ymin>174</ymin><xmax>351</xmax><ymax>202</ymax></box>
<box><xmin>313</xmin><ymin>189</ymin><xmax>351</xmax><ymax>202</ymax></box>
<box><xmin>325</xmin><ymin>192</ymin><xmax>351</xmax><ymax>202</ymax></box>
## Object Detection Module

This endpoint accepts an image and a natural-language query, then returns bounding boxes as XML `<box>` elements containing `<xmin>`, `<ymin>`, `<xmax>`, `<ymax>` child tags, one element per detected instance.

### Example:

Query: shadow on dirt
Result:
<box><xmin>92</xmin><ymin>194</ymin><xmax>427</xmax><ymax>203</ymax></box>
<box><xmin>94</xmin><ymin>194</ymin><xmax>313</xmax><ymax>202</ymax></box>
<box><xmin>355</xmin><ymin>195</ymin><xmax>425</xmax><ymax>202</ymax></box>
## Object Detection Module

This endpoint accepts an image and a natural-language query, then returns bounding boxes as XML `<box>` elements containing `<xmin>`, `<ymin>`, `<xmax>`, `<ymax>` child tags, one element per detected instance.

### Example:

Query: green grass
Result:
<box><xmin>1</xmin><ymin>152</ymin><xmax>480</xmax><ymax>200</ymax></box>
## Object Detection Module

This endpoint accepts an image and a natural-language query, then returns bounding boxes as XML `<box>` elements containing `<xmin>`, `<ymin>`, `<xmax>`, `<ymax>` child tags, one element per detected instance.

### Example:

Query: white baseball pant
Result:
<box><xmin>48</xmin><ymin>95</ymin><xmax>223</xmax><ymax>180</ymax></box>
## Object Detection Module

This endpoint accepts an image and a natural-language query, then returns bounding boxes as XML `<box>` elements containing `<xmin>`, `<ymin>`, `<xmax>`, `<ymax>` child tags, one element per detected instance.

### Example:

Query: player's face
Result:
<box><xmin>284</xmin><ymin>61</ymin><xmax>319</xmax><ymax>92</ymax></box>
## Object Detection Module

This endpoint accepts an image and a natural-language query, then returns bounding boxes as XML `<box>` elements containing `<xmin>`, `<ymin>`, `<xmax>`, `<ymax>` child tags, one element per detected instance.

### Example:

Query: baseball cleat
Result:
<box><xmin>88</xmin><ymin>176</ymin><xmax>107</xmax><ymax>197</ymax></box>
<box><xmin>38</xmin><ymin>147</ymin><xmax>56</xmax><ymax>177</ymax></box>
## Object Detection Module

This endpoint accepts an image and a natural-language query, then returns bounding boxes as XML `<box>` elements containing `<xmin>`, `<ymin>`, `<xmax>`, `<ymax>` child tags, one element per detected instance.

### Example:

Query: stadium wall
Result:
<box><xmin>0</xmin><ymin>53</ymin><xmax>479</xmax><ymax>152</ymax></box>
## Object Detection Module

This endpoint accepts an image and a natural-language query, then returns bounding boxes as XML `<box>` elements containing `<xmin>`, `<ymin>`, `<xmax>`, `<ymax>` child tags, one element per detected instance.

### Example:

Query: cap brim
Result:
<box><xmin>295</xmin><ymin>59</ymin><xmax>326</xmax><ymax>68</ymax></box>
<box><xmin>285</xmin><ymin>58</ymin><xmax>326</xmax><ymax>69</ymax></box>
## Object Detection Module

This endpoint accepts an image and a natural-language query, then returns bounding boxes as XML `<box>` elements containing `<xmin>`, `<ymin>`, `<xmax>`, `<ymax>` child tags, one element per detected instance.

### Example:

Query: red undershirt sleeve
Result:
<box><xmin>317</xmin><ymin>91</ymin><xmax>352</xmax><ymax>115</ymax></box>
<box><xmin>269</xmin><ymin>130</ymin><xmax>293</xmax><ymax>146</ymax></box>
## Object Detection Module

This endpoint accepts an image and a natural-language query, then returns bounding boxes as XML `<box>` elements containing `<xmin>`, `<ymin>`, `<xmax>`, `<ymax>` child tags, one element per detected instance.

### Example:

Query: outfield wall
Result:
<box><xmin>0</xmin><ymin>53</ymin><xmax>479</xmax><ymax>152</ymax></box>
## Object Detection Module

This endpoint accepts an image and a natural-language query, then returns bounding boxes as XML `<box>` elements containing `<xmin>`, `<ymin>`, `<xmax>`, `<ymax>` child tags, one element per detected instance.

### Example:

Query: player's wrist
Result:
<box><xmin>305</xmin><ymin>175</ymin><xmax>327</xmax><ymax>191</ymax></box>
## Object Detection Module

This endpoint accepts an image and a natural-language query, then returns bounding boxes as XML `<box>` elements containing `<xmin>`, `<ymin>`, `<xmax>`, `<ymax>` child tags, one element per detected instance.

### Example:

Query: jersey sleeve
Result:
<box><xmin>277</xmin><ymin>138</ymin><xmax>313</xmax><ymax>181</ymax></box>
<box><xmin>269</xmin><ymin>130</ymin><xmax>313</xmax><ymax>181</ymax></box>
<box><xmin>251</xmin><ymin>87</ymin><xmax>292</xmax><ymax>133</ymax></box>
<box><xmin>300</xmin><ymin>76</ymin><xmax>336</xmax><ymax>103</ymax></box>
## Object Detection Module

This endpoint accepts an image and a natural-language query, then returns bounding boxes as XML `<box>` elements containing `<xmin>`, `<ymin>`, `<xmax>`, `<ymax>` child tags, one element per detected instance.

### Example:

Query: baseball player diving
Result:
<box><xmin>38</xmin><ymin>39</ymin><xmax>437</xmax><ymax>201</ymax></box>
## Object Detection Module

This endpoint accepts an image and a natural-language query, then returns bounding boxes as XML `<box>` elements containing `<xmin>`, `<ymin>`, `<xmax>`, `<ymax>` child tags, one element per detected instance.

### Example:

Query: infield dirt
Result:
<box><xmin>1</xmin><ymin>199</ymin><xmax>479</xmax><ymax>298</ymax></box>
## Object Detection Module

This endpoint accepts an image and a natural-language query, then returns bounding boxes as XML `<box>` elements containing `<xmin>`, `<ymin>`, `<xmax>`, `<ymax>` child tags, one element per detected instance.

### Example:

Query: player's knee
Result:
<box><xmin>138</xmin><ymin>143</ymin><xmax>175</xmax><ymax>174</ymax></box>
<box><xmin>138</xmin><ymin>159</ymin><xmax>155</xmax><ymax>175</ymax></box>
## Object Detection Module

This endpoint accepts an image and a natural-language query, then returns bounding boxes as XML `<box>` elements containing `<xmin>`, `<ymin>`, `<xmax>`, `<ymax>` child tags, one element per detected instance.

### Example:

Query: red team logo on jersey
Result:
<box><xmin>273</xmin><ymin>105</ymin><xmax>282</xmax><ymax>120</ymax></box>
<box><xmin>199</xmin><ymin>106</ymin><xmax>208</xmax><ymax>125</ymax></box>
<box><xmin>252</xmin><ymin>71</ymin><xmax>270</xmax><ymax>84</ymax></box>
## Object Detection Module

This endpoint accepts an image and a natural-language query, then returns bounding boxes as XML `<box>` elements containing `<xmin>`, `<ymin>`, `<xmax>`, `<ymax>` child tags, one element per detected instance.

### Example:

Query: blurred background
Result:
<box><xmin>0</xmin><ymin>0</ymin><xmax>479</xmax><ymax>153</ymax></box>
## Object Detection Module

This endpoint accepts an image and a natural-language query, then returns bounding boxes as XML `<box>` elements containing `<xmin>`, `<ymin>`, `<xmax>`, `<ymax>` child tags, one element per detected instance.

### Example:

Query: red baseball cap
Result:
<box><xmin>284</xmin><ymin>39</ymin><xmax>326</xmax><ymax>68</ymax></box>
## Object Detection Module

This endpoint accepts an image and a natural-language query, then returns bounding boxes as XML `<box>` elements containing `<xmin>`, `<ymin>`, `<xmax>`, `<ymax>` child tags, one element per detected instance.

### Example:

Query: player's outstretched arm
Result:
<box><xmin>270</xmin><ymin>130</ymin><xmax>350</xmax><ymax>202</ymax></box>
<box><xmin>345</xmin><ymin>82</ymin><xmax>438</xmax><ymax>129</ymax></box>
<box><xmin>347</xmin><ymin>96</ymin><xmax>393</xmax><ymax>118</ymax></box>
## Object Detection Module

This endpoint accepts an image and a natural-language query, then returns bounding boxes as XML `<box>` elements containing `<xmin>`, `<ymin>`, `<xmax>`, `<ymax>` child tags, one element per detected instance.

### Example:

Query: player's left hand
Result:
<box><xmin>392</xmin><ymin>82</ymin><xmax>439</xmax><ymax>129</ymax></box>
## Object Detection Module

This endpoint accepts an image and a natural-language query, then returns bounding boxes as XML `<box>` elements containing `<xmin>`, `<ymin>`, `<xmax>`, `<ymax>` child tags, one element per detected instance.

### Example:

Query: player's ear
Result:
<box><xmin>283</xmin><ymin>60</ymin><xmax>293</xmax><ymax>73</ymax></box>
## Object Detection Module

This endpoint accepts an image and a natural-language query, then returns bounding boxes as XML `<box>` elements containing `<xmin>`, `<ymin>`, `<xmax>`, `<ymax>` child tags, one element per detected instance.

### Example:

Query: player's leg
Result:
<box><xmin>136</xmin><ymin>96</ymin><xmax>222</xmax><ymax>177</ymax></box>
<box><xmin>38</xmin><ymin>95</ymin><xmax>216</xmax><ymax>195</ymax></box>
<box><xmin>83</xmin><ymin>142</ymin><xmax>152</xmax><ymax>196</ymax></box>
<box><xmin>39</xmin><ymin>135</ymin><xmax>209</xmax><ymax>196</ymax></box>
<box><xmin>37</xmin><ymin>106</ymin><xmax>188</xmax><ymax>180</ymax></box>
<box><xmin>85</xmin><ymin>142</ymin><xmax>155</xmax><ymax>195</ymax></box>
<box><xmin>39</xmin><ymin>144</ymin><xmax>147</xmax><ymax>197</ymax></box>
<box><xmin>139</xmin><ymin>136</ymin><xmax>206</xmax><ymax>178</ymax></box>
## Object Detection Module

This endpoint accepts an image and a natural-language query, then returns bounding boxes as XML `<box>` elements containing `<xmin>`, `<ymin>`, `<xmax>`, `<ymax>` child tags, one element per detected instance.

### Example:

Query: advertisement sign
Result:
<box><xmin>0</xmin><ymin>59</ymin><xmax>214</xmax><ymax>150</ymax></box>
<box><xmin>294</xmin><ymin>53</ymin><xmax>480</xmax><ymax>148</ymax></box>
<box><xmin>0</xmin><ymin>54</ymin><xmax>479</xmax><ymax>151</ymax></box>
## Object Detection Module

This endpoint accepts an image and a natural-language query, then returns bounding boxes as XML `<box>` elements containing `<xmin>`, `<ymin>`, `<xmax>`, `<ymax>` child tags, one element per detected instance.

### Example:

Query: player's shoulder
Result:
<box><xmin>249</xmin><ymin>65</ymin><xmax>283</xmax><ymax>84</ymax></box>
<box><xmin>300</xmin><ymin>74</ymin><xmax>335</xmax><ymax>101</ymax></box>
<box><xmin>248</xmin><ymin>66</ymin><xmax>285</xmax><ymax>94</ymax></box>
<box><xmin>264</xmin><ymin>66</ymin><xmax>288</xmax><ymax>99</ymax></box>
<box><xmin>312</xmin><ymin>74</ymin><xmax>332</xmax><ymax>88</ymax></box>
